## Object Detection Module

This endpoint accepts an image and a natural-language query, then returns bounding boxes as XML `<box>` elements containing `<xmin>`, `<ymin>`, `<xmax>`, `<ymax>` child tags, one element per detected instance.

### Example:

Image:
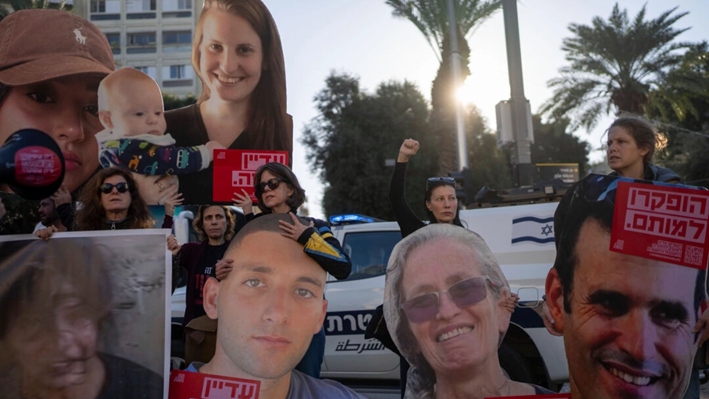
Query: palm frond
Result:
<box><xmin>542</xmin><ymin>3</ymin><xmax>691</xmax><ymax>131</ymax></box>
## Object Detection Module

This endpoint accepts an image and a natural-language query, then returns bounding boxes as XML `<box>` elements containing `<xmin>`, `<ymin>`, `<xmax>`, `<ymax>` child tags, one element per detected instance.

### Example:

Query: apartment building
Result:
<box><xmin>73</xmin><ymin>0</ymin><xmax>204</xmax><ymax>97</ymax></box>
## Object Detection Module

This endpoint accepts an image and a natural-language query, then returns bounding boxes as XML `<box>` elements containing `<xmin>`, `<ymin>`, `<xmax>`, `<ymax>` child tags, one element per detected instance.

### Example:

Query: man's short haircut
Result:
<box><xmin>226</xmin><ymin>213</ymin><xmax>309</xmax><ymax>254</ymax></box>
<box><xmin>553</xmin><ymin>174</ymin><xmax>706</xmax><ymax>314</ymax></box>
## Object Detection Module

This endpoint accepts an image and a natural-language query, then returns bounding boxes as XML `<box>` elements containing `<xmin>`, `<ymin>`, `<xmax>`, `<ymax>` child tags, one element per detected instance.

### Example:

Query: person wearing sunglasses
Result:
<box><xmin>391</xmin><ymin>139</ymin><xmax>465</xmax><ymax>237</ymax></box>
<box><xmin>227</xmin><ymin>162</ymin><xmax>351</xmax><ymax>378</ymax></box>
<box><xmin>383</xmin><ymin>224</ymin><xmax>553</xmax><ymax>398</ymax></box>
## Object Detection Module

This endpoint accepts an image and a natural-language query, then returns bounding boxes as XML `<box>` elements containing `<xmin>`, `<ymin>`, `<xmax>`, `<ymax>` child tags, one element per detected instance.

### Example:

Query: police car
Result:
<box><xmin>170</xmin><ymin>203</ymin><xmax>568</xmax><ymax>389</ymax></box>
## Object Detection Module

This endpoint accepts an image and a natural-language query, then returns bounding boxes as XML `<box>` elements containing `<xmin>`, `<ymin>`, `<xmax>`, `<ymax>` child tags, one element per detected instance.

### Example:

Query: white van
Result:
<box><xmin>320</xmin><ymin>202</ymin><xmax>567</xmax><ymax>389</ymax></box>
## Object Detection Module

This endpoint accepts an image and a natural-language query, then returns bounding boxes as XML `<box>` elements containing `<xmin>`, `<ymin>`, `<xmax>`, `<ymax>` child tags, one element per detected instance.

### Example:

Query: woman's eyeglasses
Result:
<box><xmin>256</xmin><ymin>177</ymin><xmax>284</xmax><ymax>194</ymax></box>
<box><xmin>401</xmin><ymin>276</ymin><xmax>490</xmax><ymax>323</ymax></box>
<box><xmin>99</xmin><ymin>182</ymin><xmax>129</xmax><ymax>194</ymax></box>
<box><xmin>426</xmin><ymin>176</ymin><xmax>455</xmax><ymax>191</ymax></box>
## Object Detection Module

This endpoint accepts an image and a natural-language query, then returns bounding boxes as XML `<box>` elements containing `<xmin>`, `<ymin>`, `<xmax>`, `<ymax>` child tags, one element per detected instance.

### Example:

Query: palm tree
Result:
<box><xmin>386</xmin><ymin>0</ymin><xmax>502</xmax><ymax>175</ymax></box>
<box><xmin>540</xmin><ymin>3</ymin><xmax>691</xmax><ymax>132</ymax></box>
<box><xmin>646</xmin><ymin>41</ymin><xmax>709</xmax><ymax>123</ymax></box>
<box><xmin>386</xmin><ymin>0</ymin><xmax>501</xmax><ymax>61</ymax></box>
<box><xmin>1</xmin><ymin>0</ymin><xmax>72</xmax><ymax>21</ymax></box>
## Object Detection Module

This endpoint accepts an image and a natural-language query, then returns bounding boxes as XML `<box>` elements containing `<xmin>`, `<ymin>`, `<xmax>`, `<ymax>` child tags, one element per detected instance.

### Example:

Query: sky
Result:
<box><xmin>264</xmin><ymin>0</ymin><xmax>709</xmax><ymax>219</ymax></box>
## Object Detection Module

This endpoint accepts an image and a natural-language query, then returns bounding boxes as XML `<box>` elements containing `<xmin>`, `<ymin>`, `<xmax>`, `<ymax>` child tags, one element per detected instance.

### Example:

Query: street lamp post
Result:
<box><xmin>446</xmin><ymin>0</ymin><xmax>469</xmax><ymax>170</ymax></box>
<box><xmin>502</xmin><ymin>0</ymin><xmax>535</xmax><ymax>186</ymax></box>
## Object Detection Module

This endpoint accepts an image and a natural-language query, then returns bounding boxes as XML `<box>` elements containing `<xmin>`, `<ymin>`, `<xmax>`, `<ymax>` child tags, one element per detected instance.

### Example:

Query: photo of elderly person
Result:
<box><xmin>165</xmin><ymin>0</ymin><xmax>292</xmax><ymax>205</ymax></box>
<box><xmin>0</xmin><ymin>238</ymin><xmax>164</xmax><ymax>399</ymax></box>
<box><xmin>0</xmin><ymin>9</ymin><xmax>114</xmax><ymax>195</ymax></box>
<box><xmin>383</xmin><ymin>224</ymin><xmax>553</xmax><ymax>398</ymax></box>
<box><xmin>545</xmin><ymin>174</ymin><xmax>707</xmax><ymax>399</ymax></box>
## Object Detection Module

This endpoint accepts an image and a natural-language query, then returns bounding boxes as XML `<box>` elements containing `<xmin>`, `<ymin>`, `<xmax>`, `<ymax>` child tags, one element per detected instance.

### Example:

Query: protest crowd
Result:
<box><xmin>1</xmin><ymin>1</ymin><xmax>709</xmax><ymax>399</ymax></box>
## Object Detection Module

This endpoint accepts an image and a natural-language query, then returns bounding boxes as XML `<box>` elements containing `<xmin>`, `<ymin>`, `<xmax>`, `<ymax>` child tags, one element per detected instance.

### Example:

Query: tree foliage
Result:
<box><xmin>0</xmin><ymin>0</ymin><xmax>72</xmax><ymax>21</ymax></box>
<box><xmin>386</xmin><ymin>0</ymin><xmax>502</xmax><ymax>176</ymax></box>
<box><xmin>302</xmin><ymin>73</ymin><xmax>518</xmax><ymax>219</ymax></box>
<box><xmin>163</xmin><ymin>93</ymin><xmax>198</xmax><ymax>111</ymax></box>
<box><xmin>463</xmin><ymin>106</ymin><xmax>512</xmax><ymax>192</ymax></box>
<box><xmin>301</xmin><ymin>73</ymin><xmax>438</xmax><ymax>220</ymax></box>
<box><xmin>431</xmin><ymin>29</ymin><xmax>471</xmax><ymax>175</ymax></box>
<box><xmin>528</xmin><ymin>115</ymin><xmax>590</xmax><ymax>177</ymax></box>
<box><xmin>541</xmin><ymin>3</ymin><xmax>691</xmax><ymax>132</ymax></box>
<box><xmin>648</xmin><ymin>42</ymin><xmax>709</xmax><ymax>187</ymax></box>
<box><xmin>385</xmin><ymin>0</ymin><xmax>501</xmax><ymax>61</ymax></box>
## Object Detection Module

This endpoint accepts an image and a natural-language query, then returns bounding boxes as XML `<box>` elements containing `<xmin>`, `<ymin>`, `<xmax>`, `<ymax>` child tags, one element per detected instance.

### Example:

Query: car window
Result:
<box><xmin>341</xmin><ymin>231</ymin><xmax>401</xmax><ymax>281</ymax></box>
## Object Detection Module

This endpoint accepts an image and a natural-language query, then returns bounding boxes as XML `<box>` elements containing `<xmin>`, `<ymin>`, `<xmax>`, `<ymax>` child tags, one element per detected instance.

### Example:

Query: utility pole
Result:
<box><xmin>446</xmin><ymin>0</ymin><xmax>468</xmax><ymax>170</ymax></box>
<box><xmin>502</xmin><ymin>0</ymin><xmax>534</xmax><ymax>186</ymax></box>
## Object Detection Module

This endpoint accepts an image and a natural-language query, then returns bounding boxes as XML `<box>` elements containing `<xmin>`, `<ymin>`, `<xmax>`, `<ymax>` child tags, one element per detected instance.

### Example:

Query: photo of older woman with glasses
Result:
<box><xmin>384</xmin><ymin>224</ymin><xmax>554</xmax><ymax>398</ymax></box>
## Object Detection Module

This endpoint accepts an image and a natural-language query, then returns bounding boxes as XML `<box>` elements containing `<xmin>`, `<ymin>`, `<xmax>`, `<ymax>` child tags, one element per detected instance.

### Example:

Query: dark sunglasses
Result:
<box><xmin>426</xmin><ymin>176</ymin><xmax>455</xmax><ymax>191</ymax></box>
<box><xmin>99</xmin><ymin>182</ymin><xmax>129</xmax><ymax>194</ymax></box>
<box><xmin>401</xmin><ymin>276</ymin><xmax>490</xmax><ymax>323</ymax></box>
<box><xmin>255</xmin><ymin>177</ymin><xmax>284</xmax><ymax>194</ymax></box>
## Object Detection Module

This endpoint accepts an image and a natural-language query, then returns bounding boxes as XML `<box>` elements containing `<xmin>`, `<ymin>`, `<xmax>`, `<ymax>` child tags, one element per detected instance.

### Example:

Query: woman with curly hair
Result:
<box><xmin>35</xmin><ymin>167</ymin><xmax>177</xmax><ymax>238</ymax></box>
<box><xmin>73</xmin><ymin>167</ymin><xmax>155</xmax><ymax>231</ymax></box>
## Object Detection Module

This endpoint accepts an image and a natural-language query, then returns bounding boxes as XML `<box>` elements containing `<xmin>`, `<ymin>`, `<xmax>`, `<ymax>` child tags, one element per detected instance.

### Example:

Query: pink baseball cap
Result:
<box><xmin>0</xmin><ymin>9</ymin><xmax>115</xmax><ymax>86</ymax></box>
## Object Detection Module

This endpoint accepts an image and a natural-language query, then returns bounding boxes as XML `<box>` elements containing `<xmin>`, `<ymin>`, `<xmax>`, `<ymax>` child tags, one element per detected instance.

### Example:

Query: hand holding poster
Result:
<box><xmin>212</xmin><ymin>149</ymin><xmax>290</xmax><ymax>204</ymax></box>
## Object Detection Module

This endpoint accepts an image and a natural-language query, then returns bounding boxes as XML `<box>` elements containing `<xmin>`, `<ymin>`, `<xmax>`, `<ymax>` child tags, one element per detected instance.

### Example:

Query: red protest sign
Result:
<box><xmin>611</xmin><ymin>181</ymin><xmax>709</xmax><ymax>270</ymax></box>
<box><xmin>212</xmin><ymin>149</ymin><xmax>289</xmax><ymax>203</ymax></box>
<box><xmin>169</xmin><ymin>370</ymin><xmax>260</xmax><ymax>399</ymax></box>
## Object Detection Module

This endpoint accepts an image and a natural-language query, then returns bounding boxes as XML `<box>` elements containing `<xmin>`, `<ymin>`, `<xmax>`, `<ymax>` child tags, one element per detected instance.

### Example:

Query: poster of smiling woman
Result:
<box><xmin>0</xmin><ymin>230</ymin><xmax>171</xmax><ymax>399</ymax></box>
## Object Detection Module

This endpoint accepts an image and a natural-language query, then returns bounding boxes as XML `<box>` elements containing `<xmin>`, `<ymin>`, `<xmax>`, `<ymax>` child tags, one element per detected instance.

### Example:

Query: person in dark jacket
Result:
<box><xmin>167</xmin><ymin>205</ymin><xmax>236</xmax><ymax>328</ymax></box>
<box><xmin>605</xmin><ymin>116</ymin><xmax>682</xmax><ymax>183</ymax></box>
<box><xmin>390</xmin><ymin>139</ymin><xmax>465</xmax><ymax>237</ymax></box>
<box><xmin>229</xmin><ymin>162</ymin><xmax>352</xmax><ymax>378</ymax></box>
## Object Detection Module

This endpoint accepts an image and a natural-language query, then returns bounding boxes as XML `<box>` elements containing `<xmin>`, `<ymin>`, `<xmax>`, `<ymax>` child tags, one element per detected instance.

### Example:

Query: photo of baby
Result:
<box><xmin>96</xmin><ymin>67</ymin><xmax>224</xmax><ymax>178</ymax></box>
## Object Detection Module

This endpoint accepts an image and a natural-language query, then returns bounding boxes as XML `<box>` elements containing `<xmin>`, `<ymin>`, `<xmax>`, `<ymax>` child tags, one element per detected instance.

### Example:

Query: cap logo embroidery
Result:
<box><xmin>73</xmin><ymin>28</ymin><xmax>86</xmax><ymax>45</ymax></box>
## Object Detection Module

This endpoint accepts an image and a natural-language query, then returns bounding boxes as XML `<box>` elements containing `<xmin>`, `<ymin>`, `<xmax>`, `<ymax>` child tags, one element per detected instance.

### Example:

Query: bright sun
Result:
<box><xmin>455</xmin><ymin>75</ymin><xmax>476</xmax><ymax>105</ymax></box>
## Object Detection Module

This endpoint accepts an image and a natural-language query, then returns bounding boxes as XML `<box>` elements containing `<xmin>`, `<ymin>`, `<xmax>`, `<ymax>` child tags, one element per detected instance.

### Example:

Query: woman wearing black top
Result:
<box><xmin>390</xmin><ymin>139</ymin><xmax>465</xmax><ymax>236</ymax></box>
